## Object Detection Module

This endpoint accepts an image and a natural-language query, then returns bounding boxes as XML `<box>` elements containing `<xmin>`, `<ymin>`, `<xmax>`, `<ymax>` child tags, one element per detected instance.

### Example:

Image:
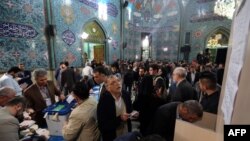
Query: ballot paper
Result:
<box><xmin>129</xmin><ymin>111</ymin><xmax>139</xmax><ymax>119</ymax></box>
<box><xmin>19</xmin><ymin>120</ymin><xmax>35</xmax><ymax>127</ymax></box>
<box><xmin>66</xmin><ymin>94</ymin><xmax>74</xmax><ymax>104</ymax></box>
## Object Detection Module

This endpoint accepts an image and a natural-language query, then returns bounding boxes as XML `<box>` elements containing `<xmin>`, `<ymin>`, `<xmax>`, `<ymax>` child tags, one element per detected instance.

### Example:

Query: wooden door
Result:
<box><xmin>94</xmin><ymin>45</ymin><xmax>104</xmax><ymax>63</ymax></box>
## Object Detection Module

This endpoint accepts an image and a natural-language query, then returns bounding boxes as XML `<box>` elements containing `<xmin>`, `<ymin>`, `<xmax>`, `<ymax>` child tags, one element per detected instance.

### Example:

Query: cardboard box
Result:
<box><xmin>174</xmin><ymin>112</ymin><xmax>221</xmax><ymax>141</ymax></box>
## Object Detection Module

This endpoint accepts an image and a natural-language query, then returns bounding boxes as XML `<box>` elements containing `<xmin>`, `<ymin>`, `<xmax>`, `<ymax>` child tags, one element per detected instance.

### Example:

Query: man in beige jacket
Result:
<box><xmin>62</xmin><ymin>82</ymin><xmax>100</xmax><ymax>141</ymax></box>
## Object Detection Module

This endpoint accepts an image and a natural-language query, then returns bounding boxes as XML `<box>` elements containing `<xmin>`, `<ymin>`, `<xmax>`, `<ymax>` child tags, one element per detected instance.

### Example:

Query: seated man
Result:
<box><xmin>148</xmin><ymin>100</ymin><xmax>203</xmax><ymax>141</ymax></box>
<box><xmin>0</xmin><ymin>97</ymin><xmax>26</xmax><ymax>141</ymax></box>
<box><xmin>0</xmin><ymin>87</ymin><xmax>16</xmax><ymax>108</ymax></box>
<box><xmin>24</xmin><ymin>68</ymin><xmax>65</xmax><ymax>127</ymax></box>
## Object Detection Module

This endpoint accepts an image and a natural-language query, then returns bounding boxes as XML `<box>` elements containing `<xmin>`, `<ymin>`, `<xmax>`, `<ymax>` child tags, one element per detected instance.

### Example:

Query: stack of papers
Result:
<box><xmin>19</xmin><ymin>120</ymin><xmax>35</xmax><ymax>127</ymax></box>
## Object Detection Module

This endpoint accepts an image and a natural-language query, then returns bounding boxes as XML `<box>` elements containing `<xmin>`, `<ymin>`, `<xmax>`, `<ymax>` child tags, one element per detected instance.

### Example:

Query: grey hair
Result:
<box><xmin>104</xmin><ymin>75</ymin><xmax>121</xmax><ymax>88</ymax></box>
<box><xmin>5</xmin><ymin>96</ymin><xmax>26</xmax><ymax>106</ymax></box>
<box><xmin>0</xmin><ymin>87</ymin><xmax>16</xmax><ymax>96</ymax></box>
<box><xmin>174</xmin><ymin>67</ymin><xmax>187</xmax><ymax>78</ymax></box>
<box><xmin>183</xmin><ymin>100</ymin><xmax>203</xmax><ymax>118</ymax></box>
<box><xmin>33</xmin><ymin>68</ymin><xmax>47</xmax><ymax>80</ymax></box>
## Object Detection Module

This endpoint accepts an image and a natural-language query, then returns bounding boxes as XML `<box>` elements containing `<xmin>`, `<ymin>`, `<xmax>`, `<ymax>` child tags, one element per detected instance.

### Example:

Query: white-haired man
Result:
<box><xmin>171</xmin><ymin>67</ymin><xmax>197</xmax><ymax>102</ymax></box>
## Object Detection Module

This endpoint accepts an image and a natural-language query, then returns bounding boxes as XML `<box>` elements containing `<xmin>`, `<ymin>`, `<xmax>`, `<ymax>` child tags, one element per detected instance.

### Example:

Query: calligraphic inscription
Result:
<box><xmin>197</xmin><ymin>0</ymin><xmax>216</xmax><ymax>3</ymax></box>
<box><xmin>107</xmin><ymin>3</ymin><xmax>118</xmax><ymax>17</ymax></box>
<box><xmin>0</xmin><ymin>22</ymin><xmax>38</xmax><ymax>39</ymax></box>
<box><xmin>62</xmin><ymin>29</ymin><xmax>75</xmax><ymax>46</ymax></box>
<box><xmin>79</xmin><ymin>0</ymin><xmax>118</xmax><ymax>17</ymax></box>
<box><xmin>128</xmin><ymin>23</ymin><xmax>175</xmax><ymax>33</ymax></box>
<box><xmin>190</xmin><ymin>13</ymin><xmax>226</xmax><ymax>23</ymax></box>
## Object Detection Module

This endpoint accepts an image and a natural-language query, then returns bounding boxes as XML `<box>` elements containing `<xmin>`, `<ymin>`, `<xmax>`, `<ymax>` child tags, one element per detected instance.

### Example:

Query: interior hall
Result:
<box><xmin>0</xmin><ymin>0</ymin><xmax>249</xmax><ymax>141</ymax></box>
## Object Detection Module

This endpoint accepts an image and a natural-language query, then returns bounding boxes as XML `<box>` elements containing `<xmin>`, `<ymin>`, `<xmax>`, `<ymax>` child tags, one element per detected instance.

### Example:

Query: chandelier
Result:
<box><xmin>214</xmin><ymin>0</ymin><xmax>236</xmax><ymax>19</ymax></box>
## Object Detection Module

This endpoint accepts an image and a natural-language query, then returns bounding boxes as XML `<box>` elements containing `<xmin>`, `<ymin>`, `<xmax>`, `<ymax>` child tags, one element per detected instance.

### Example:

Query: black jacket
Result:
<box><xmin>97</xmin><ymin>91</ymin><xmax>132</xmax><ymax>141</ymax></box>
<box><xmin>148</xmin><ymin>102</ymin><xmax>180</xmax><ymax>141</ymax></box>
<box><xmin>200</xmin><ymin>90</ymin><xmax>220</xmax><ymax>114</ymax></box>
<box><xmin>171</xmin><ymin>79</ymin><xmax>197</xmax><ymax>102</ymax></box>
<box><xmin>18</xmin><ymin>70</ymin><xmax>33</xmax><ymax>86</ymax></box>
<box><xmin>186</xmin><ymin>72</ymin><xmax>200</xmax><ymax>86</ymax></box>
<box><xmin>61</xmin><ymin>68</ymin><xmax>76</xmax><ymax>91</ymax></box>
<box><xmin>133</xmin><ymin>75</ymin><xmax>153</xmax><ymax>111</ymax></box>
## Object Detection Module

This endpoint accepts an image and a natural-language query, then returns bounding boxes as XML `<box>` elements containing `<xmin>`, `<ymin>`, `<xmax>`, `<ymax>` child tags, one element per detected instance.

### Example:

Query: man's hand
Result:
<box><xmin>23</xmin><ymin>111</ymin><xmax>32</xmax><ymax>120</ymax></box>
<box><xmin>121</xmin><ymin>113</ymin><xmax>129</xmax><ymax>121</ymax></box>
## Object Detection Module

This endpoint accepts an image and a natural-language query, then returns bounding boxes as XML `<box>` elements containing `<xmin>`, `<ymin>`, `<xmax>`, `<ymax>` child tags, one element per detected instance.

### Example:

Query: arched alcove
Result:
<box><xmin>206</xmin><ymin>27</ymin><xmax>230</xmax><ymax>49</ymax></box>
<box><xmin>81</xmin><ymin>19</ymin><xmax>107</xmax><ymax>64</ymax></box>
<box><xmin>205</xmin><ymin>27</ymin><xmax>230</xmax><ymax>64</ymax></box>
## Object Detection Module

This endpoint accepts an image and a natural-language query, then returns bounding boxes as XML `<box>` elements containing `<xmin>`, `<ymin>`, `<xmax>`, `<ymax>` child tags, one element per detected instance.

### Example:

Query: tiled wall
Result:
<box><xmin>0</xmin><ymin>0</ymin><xmax>233</xmax><ymax>71</ymax></box>
<box><xmin>123</xmin><ymin>0</ymin><xmax>232</xmax><ymax>62</ymax></box>
<box><xmin>51</xmin><ymin>0</ymin><xmax>121</xmax><ymax>67</ymax></box>
<box><xmin>0</xmin><ymin>0</ymin><xmax>48</xmax><ymax>71</ymax></box>
<box><xmin>123</xmin><ymin>0</ymin><xmax>181</xmax><ymax>61</ymax></box>
<box><xmin>0</xmin><ymin>0</ymin><xmax>121</xmax><ymax>71</ymax></box>
<box><xmin>181</xmin><ymin>0</ymin><xmax>232</xmax><ymax>61</ymax></box>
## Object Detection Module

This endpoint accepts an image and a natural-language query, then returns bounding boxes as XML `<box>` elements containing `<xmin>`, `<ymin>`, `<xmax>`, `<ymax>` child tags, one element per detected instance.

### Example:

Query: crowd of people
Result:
<box><xmin>0</xmin><ymin>57</ymin><xmax>225</xmax><ymax>141</ymax></box>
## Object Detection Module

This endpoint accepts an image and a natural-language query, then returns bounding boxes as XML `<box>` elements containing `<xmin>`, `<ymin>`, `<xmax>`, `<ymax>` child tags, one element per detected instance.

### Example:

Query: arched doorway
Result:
<box><xmin>81</xmin><ymin>20</ymin><xmax>107</xmax><ymax>64</ymax></box>
<box><xmin>205</xmin><ymin>27</ymin><xmax>230</xmax><ymax>64</ymax></box>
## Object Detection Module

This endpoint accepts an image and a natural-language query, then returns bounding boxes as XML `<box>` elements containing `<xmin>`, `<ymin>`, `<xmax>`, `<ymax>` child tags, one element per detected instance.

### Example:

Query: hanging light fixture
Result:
<box><xmin>81</xmin><ymin>32</ymin><xmax>89</xmax><ymax>39</ymax></box>
<box><xmin>214</xmin><ymin>0</ymin><xmax>236</xmax><ymax>19</ymax></box>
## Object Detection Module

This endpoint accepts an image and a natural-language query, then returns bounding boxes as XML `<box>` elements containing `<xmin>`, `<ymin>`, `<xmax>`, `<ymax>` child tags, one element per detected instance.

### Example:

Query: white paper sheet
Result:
<box><xmin>66</xmin><ymin>94</ymin><xmax>74</xmax><ymax>104</ymax></box>
<box><xmin>221</xmin><ymin>0</ymin><xmax>250</xmax><ymax>124</ymax></box>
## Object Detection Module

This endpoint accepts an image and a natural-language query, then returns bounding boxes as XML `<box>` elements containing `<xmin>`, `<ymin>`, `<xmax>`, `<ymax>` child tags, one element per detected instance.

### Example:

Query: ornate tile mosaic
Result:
<box><xmin>182</xmin><ymin>0</ymin><xmax>232</xmax><ymax>61</ymax></box>
<box><xmin>0</xmin><ymin>0</ymin><xmax>233</xmax><ymax>71</ymax></box>
<box><xmin>123</xmin><ymin>0</ymin><xmax>181</xmax><ymax>61</ymax></box>
<box><xmin>0</xmin><ymin>0</ymin><xmax>47</xmax><ymax>71</ymax></box>
<box><xmin>51</xmin><ymin>0</ymin><xmax>121</xmax><ymax>67</ymax></box>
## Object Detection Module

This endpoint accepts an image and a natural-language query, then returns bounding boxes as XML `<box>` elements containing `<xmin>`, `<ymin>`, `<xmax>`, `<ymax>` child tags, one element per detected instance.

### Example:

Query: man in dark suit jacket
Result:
<box><xmin>186</xmin><ymin>66</ymin><xmax>199</xmax><ymax>87</ymax></box>
<box><xmin>17</xmin><ymin>63</ymin><xmax>33</xmax><ymax>88</ymax></box>
<box><xmin>171</xmin><ymin>67</ymin><xmax>197</xmax><ymax>102</ymax></box>
<box><xmin>24</xmin><ymin>68</ymin><xmax>65</xmax><ymax>127</ymax></box>
<box><xmin>133</xmin><ymin>67</ymin><xmax>153</xmax><ymax>111</ymax></box>
<box><xmin>97</xmin><ymin>76</ymin><xmax>132</xmax><ymax>141</ymax></box>
<box><xmin>54</xmin><ymin>62</ymin><xmax>66</xmax><ymax>88</ymax></box>
<box><xmin>61</xmin><ymin>61</ymin><xmax>76</xmax><ymax>95</ymax></box>
<box><xmin>148</xmin><ymin>100</ymin><xmax>203</xmax><ymax>141</ymax></box>
<box><xmin>132</xmin><ymin>67</ymin><xmax>153</xmax><ymax>135</ymax></box>
<box><xmin>216</xmin><ymin>63</ymin><xmax>224</xmax><ymax>86</ymax></box>
<box><xmin>93</xmin><ymin>66</ymin><xmax>109</xmax><ymax>98</ymax></box>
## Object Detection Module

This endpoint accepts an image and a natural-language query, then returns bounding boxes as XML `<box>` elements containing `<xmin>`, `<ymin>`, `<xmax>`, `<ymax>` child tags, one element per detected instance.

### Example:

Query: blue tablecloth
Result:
<box><xmin>49</xmin><ymin>136</ymin><xmax>64</xmax><ymax>141</ymax></box>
